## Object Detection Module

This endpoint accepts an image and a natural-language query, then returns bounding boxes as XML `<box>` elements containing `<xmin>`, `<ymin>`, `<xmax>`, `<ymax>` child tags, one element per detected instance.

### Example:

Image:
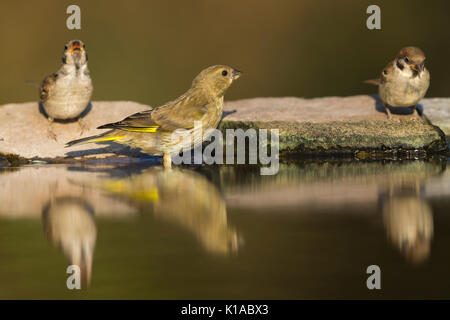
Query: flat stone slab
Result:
<box><xmin>0</xmin><ymin>101</ymin><xmax>150</xmax><ymax>159</ymax></box>
<box><xmin>0</xmin><ymin>96</ymin><xmax>448</xmax><ymax>161</ymax></box>
<box><xmin>221</xmin><ymin>96</ymin><xmax>448</xmax><ymax>154</ymax></box>
<box><xmin>421</xmin><ymin>98</ymin><xmax>450</xmax><ymax>137</ymax></box>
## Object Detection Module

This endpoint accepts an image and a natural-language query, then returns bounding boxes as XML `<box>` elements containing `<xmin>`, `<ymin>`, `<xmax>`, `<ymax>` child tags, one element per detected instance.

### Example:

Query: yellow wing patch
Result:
<box><xmin>93</xmin><ymin>136</ymin><xmax>126</xmax><ymax>143</ymax></box>
<box><xmin>122</xmin><ymin>126</ymin><xmax>159</xmax><ymax>133</ymax></box>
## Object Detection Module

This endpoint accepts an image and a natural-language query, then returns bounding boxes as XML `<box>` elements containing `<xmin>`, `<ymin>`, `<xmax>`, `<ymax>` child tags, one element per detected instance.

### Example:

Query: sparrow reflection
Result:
<box><xmin>42</xmin><ymin>197</ymin><xmax>97</xmax><ymax>288</ymax></box>
<box><xmin>382</xmin><ymin>194</ymin><xmax>433</xmax><ymax>264</ymax></box>
<box><xmin>98</xmin><ymin>167</ymin><xmax>240</xmax><ymax>255</ymax></box>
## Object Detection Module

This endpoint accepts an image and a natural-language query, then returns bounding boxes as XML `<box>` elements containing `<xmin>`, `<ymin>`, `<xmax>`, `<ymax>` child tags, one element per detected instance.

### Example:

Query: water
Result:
<box><xmin>0</xmin><ymin>158</ymin><xmax>449</xmax><ymax>299</ymax></box>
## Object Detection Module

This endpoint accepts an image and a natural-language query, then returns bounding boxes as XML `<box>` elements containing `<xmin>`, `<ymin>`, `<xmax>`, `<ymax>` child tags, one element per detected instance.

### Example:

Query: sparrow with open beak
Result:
<box><xmin>39</xmin><ymin>40</ymin><xmax>93</xmax><ymax>139</ymax></box>
<box><xmin>66</xmin><ymin>65</ymin><xmax>242</xmax><ymax>168</ymax></box>
<box><xmin>365</xmin><ymin>47</ymin><xmax>430</xmax><ymax>120</ymax></box>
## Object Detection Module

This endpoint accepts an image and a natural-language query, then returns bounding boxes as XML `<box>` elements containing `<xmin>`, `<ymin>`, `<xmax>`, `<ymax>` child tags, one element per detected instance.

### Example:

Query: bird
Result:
<box><xmin>383</xmin><ymin>196</ymin><xmax>433</xmax><ymax>264</ymax></box>
<box><xmin>365</xmin><ymin>47</ymin><xmax>430</xmax><ymax>120</ymax></box>
<box><xmin>84</xmin><ymin>167</ymin><xmax>241</xmax><ymax>255</ymax></box>
<box><xmin>40</xmin><ymin>39</ymin><xmax>93</xmax><ymax>140</ymax></box>
<box><xmin>42</xmin><ymin>197</ymin><xmax>97</xmax><ymax>288</ymax></box>
<box><xmin>66</xmin><ymin>65</ymin><xmax>242</xmax><ymax>168</ymax></box>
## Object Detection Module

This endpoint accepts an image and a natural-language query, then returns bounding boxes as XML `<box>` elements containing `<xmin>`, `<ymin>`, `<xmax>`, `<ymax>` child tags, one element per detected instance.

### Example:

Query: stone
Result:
<box><xmin>220</xmin><ymin>96</ymin><xmax>448</xmax><ymax>155</ymax></box>
<box><xmin>0</xmin><ymin>156</ymin><xmax>8</xmax><ymax>167</ymax></box>
<box><xmin>0</xmin><ymin>96</ymin><xmax>448</xmax><ymax>161</ymax></box>
<box><xmin>0</xmin><ymin>101</ymin><xmax>150</xmax><ymax>160</ymax></box>
<box><xmin>421</xmin><ymin>97</ymin><xmax>450</xmax><ymax>138</ymax></box>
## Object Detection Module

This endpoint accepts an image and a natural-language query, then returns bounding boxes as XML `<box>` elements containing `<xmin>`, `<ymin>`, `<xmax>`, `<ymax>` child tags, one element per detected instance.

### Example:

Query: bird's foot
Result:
<box><xmin>386</xmin><ymin>112</ymin><xmax>400</xmax><ymax>123</ymax></box>
<box><xmin>411</xmin><ymin>107</ymin><xmax>422</xmax><ymax>121</ymax></box>
<box><xmin>384</xmin><ymin>106</ymin><xmax>400</xmax><ymax>122</ymax></box>
<box><xmin>47</xmin><ymin>118</ymin><xmax>57</xmax><ymax>141</ymax></box>
<box><xmin>78</xmin><ymin>118</ymin><xmax>88</xmax><ymax>136</ymax></box>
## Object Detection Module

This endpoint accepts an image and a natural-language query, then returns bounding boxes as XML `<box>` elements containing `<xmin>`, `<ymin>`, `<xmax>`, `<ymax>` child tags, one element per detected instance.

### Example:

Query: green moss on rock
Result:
<box><xmin>219</xmin><ymin>118</ymin><xmax>447</xmax><ymax>155</ymax></box>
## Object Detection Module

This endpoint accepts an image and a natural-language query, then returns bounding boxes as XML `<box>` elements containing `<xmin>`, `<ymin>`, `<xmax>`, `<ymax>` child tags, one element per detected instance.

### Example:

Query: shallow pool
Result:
<box><xmin>0</xmin><ymin>158</ymin><xmax>449</xmax><ymax>299</ymax></box>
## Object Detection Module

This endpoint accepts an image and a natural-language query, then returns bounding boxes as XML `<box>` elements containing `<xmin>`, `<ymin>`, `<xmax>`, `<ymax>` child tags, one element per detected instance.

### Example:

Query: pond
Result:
<box><xmin>0</xmin><ymin>158</ymin><xmax>449</xmax><ymax>299</ymax></box>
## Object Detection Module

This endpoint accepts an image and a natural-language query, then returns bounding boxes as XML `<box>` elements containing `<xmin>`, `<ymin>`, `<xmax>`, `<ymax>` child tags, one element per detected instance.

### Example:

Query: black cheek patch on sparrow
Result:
<box><xmin>396</xmin><ymin>60</ymin><xmax>404</xmax><ymax>71</ymax></box>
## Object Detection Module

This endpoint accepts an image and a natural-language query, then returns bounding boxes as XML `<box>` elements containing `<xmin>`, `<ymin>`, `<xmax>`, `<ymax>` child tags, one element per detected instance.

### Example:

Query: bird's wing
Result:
<box><xmin>364</xmin><ymin>61</ymin><xmax>394</xmax><ymax>86</ymax></box>
<box><xmin>379</xmin><ymin>62</ymin><xmax>394</xmax><ymax>84</ymax></box>
<box><xmin>39</xmin><ymin>73</ymin><xmax>58</xmax><ymax>102</ymax></box>
<box><xmin>151</xmin><ymin>91</ymin><xmax>210</xmax><ymax>130</ymax></box>
<box><xmin>97</xmin><ymin>109</ymin><xmax>165</xmax><ymax>133</ymax></box>
<box><xmin>98</xmin><ymin>90</ymin><xmax>211</xmax><ymax>133</ymax></box>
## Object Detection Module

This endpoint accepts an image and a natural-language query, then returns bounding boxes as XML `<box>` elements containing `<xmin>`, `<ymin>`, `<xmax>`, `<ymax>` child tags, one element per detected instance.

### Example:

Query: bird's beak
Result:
<box><xmin>411</xmin><ymin>63</ymin><xmax>424</xmax><ymax>72</ymax></box>
<box><xmin>231</xmin><ymin>69</ymin><xmax>243</xmax><ymax>80</ymax></box>
<box><xmin>70</xmin><ymin>42</ymin><xmax>83</xmax><ymax>54</ymax></box>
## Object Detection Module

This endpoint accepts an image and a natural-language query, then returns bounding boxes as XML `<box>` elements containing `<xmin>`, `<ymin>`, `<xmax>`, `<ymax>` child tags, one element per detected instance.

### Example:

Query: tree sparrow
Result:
<box><xmin>40</xmin><ymin>40</ymin><xmax>93</xmax><ymax>139</ymax></box>
<box><xmin>366</xmin><ymin>47</ymin><xmax>430</xmax><ymax>120</ymax></box>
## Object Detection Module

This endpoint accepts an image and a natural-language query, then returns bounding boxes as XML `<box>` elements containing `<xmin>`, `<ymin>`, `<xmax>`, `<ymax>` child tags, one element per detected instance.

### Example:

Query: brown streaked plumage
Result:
<box><xmin>365</xmin><ymin>46</ymin><xmax>430</xmax><ymax>120</ymax></box>
<box><xmin>40</xmin><ymin>40</ymin><xmax>93</xmax><ymax>140</ymax></box>
<box><xmin>66</xmin><ymin>65</ymin><xmax>242</xmax><ymax>168</ymax></box>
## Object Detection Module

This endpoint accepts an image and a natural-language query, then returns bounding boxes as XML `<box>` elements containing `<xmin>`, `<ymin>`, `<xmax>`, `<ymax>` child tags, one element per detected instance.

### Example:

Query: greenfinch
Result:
<box><xmin>66</xmin><ymin>65</ymin><xmax>241</xmax><ymax>168</ymax></box>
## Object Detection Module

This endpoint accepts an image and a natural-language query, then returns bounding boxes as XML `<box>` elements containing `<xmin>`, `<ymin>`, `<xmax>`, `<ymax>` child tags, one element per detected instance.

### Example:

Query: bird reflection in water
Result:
<box><xmin>95</xmin><ymin>167</ymin><xmax>241</xmax><ymax>256</ymax></box>
<box><xmin>382</xmin><ymin>186</ymin><xmax>433</xmax><ymax>264</ymax></box>
<box><xmin>42</xmin><ymin>197</ymin><xmax>97</xmax><ymax>288</ymax></box>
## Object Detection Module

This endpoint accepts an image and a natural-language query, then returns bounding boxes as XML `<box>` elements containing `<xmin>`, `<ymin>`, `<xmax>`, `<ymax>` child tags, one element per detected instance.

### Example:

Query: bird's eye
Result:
<box><xmin>222</xmin><ymin>70</ymin><xmax>228</xmax><ymax>76</ymax></box>
<box><xmin>383</xmin><ymin>69</ymin><xmax>387</xmax><ymax>75</ymax></box>
<box><xmin>404</xmin><ymin>56</ymin><xmax>410</xmax><ymax>63</ymax></box>
<box><xmin>64</xmin><ymin>45</ymin><xmax>68</xmax><ymax>50</ymax></box>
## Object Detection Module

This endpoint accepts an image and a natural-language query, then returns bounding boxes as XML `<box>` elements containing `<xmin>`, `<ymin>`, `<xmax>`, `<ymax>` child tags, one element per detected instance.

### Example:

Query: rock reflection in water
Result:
<box><xmin>42</xmin><ymin>197</ymin><xmax>97</xmax><ymax>288</ymax></box>
<box><xmin>94</xmin><ymin>168</ymin><xmax>241</xmax><ymax>256</ymax></box>
<box><xmin>217</xmin><ymin>160</ymin><xmax>443</xmax><ymax>264</ymax></box>
<box><xmin>0</xmin><ymin>164</ymin><xmax>240</xmax><ymax>290</ymax></box>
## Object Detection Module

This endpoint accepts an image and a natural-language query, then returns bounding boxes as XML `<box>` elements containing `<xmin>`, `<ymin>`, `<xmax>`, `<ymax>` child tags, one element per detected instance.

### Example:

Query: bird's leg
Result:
<box><xmin>412</xmin><ymin>105</ymin><xmax>421</xmax><ymax>120</ymax></box>
<box><xmin>384</xmin><ymin>104</ymin><xmax>393</xmax><ymax>120</ymax></box>
<box><xmin>78</xmin><ymin>117</ymin><xmax>88</xmax><ymax>135</ymax></box>
<box><xmin>163</xmin><ymin>153</ymin><xmax>172</xmax><ymax>169</ymax></box>
<box><xmin>47</xmin><ymin>117</ymin><xmax>57</xmax><ymax>141</ymax></box>
<box><xmin>384</xmin><ymin>104</ymin><xmax>400</xmax><ymax>122</ymax></box>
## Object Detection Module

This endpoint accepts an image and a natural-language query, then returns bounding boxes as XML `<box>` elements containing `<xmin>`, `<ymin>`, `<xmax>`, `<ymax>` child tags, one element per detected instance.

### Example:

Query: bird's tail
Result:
<box><xmin>65</xmin><ymin>130</ymin><xmax>125</xmax><ymax>148</ymax></box>
<box><xmin>364</xmin><ymin>79</ymin><xmax>381</xmax><ymax>86</ymax></box>
<box><xmin>25</xmin><ymin>80</ymin><xmax>41</xmax><ymax>88</ymax></box>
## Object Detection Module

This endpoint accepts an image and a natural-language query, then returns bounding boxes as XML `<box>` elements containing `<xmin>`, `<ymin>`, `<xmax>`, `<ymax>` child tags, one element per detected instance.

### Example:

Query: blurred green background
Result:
<box><xmin>1</xmin><ymin>0</ymin><xmax>450</xmax><ymax>107</ymax></box>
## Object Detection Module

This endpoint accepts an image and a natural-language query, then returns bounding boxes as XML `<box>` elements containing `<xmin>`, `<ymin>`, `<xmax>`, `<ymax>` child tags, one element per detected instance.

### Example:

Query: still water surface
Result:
<box><xmin>0</xmin><ymin>158</ymin><xmax>449</xmax><ymax>299</ymax></box>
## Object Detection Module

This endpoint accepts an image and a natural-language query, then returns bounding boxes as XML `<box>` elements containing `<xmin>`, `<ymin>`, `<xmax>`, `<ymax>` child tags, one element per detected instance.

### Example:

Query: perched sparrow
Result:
<box><xmin>40</xmin><ymin>40</ymin><xmax>93</xmax><ymax>139</ymax></box>
<box><xmin>66</xmin><ymin>65</ymin><xmax>242</xmax><ymax>168</ymax></box>
<box><xmin>365</xmin><ymin>47</ymin><xmax>430</xmax><ymax>120</ymax></box>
